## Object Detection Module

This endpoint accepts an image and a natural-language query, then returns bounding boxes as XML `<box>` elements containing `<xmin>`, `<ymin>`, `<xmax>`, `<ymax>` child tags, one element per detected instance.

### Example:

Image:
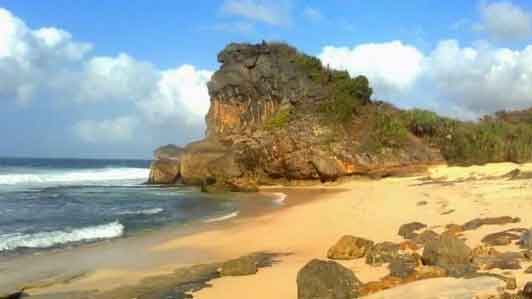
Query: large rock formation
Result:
<box><xmin>149</xmin><ymin>42</ymin><xmax>443</xmax><ymax>190</ymax></box>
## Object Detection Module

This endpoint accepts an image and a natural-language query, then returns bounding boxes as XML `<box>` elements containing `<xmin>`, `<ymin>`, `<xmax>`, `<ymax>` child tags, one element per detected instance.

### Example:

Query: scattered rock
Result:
<box><xmin>366</xmin><ymin>242</ymin><xmax>400</xmax><ymax>266</ymax></box>
<box><xmin>520</xmin><ymin>229</ymin><xmax>532</xmax><ymax>249</ymax></box>
<box><xmin>422</xmin><ymin>234</ymin><xmax>476</xmax><ymax>277</ymax></box>
<box><xmin>0</xmin><ymin>291</ymin><xmax>25</xmax><ymax>299</ymax></box>
<box><xmin>483</xmin><ymin>229</ymin><xmax>523</xmax><ymax>246</ymax></box>
<box><xmin>297</xmin><ymin>259</ymin><xmax>362</xmax><ymax>299</ymax></box>
<box><xmin>359</xmin><ymin>276</ymin><xmax>402</xmax><ymax>296</ymax></box>
<box><xmin>525</xmin><ymin>265</ymin><xmax>532</xmax><ymax>273</ymax></box>
<box><xmin>440</xmin><ymin>209</ymin><xmax>455</xmax><ymax>215</ymax></box>
<box><xmin>472</xmin><ymin>245</ymin><xmax>500</xmax><ymax>257</ymax></box>
<box><xmin>462</xmin><ymin>216</ymin><xmax>520</xmax><ymax>231</ymax></box>
<box><xmin>399</xmin><ymin>240</ymin><xmax>419</xmax><ymax>252</ymax></box>
<box><xmin>443</xmin><ymin>224</ymin><xmax>465</xmax><ymax>237</ymax></box>
<box><xmin>327</xmin><ymin>235</ymin><xmax>374</xmax><ymax>260</ymax></box>
<box><xmin>389</xmin><ymin>254</ymin><xmax>421</xmax><ymax>278</ymax></box>
<box><xmin>398</xmin><ymin>222</ymin><xmax>427</xmax><ymax>239</ymax></box>
<box><xmin>416</xmin><ymin>200</ymin><xmax>428</xmax><ymax>206</ymax></box>
<box><xmin>220</xmin><ymin>256</ymin><xmax>258</xmax><ymax>276</ymax></box>
<box><xmin>477</xmin><ymin>252</ymin><xmax>522</xmax><ymax>270</ymax></box>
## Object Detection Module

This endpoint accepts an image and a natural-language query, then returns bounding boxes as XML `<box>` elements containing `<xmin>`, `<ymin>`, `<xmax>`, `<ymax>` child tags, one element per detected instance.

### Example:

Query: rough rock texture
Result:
<box><xmin>150</xmin><ymin>42</ymin><xmax>443</xmax><ymax>190</ymax></box>
<box><xmin>297</xmin><ymin>259</ymin><xmax>362</xmax><ymax>299</ymax></box>
<box><xmin>398</xmin><ymin>222</ymin><xmax>427</xmax><ymax>239</ymax></box>
<box><xmin>422</xmin><ymin>234</ymin><xmax>475</xmax><ymax>277</ymax></box>
<box><xmin>220</xmin><ymin>256</ymin><xmax>258</xmax><ymax>276</ymax></box>
<box><xmin>482</xmin><ymin>229</ymin><xmax>525</xmax><ymax>246</ymax></box>
<box><xmin>327</xmin><ymin>235</ymin><xmax>374</xmax><ymax>260</ymax></box>
<box><xmin>462</xmin><ymin>216</ymin><xmax>520</xmax><ymax>231</ymax></box>
<box><xmin>388</xmin><ymin>254</ymin><xmax>421</xmax><ymax>278</ymax></box>
<box><xmin>366</xmin><ymin>242</ymin><xmax>400</xmax><ymax>265</ymax></box>
<box><xmin>148</xmin><ymin>144</ymin><xmax>183</xmax><ymax>184</ymax></box>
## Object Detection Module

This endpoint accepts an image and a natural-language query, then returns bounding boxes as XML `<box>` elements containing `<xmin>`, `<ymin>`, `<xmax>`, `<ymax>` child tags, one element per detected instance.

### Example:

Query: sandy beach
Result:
<box><xmin>15</xmin><ymin>162</ymin><xmax>532</xmax><ymax>298</ymax></box>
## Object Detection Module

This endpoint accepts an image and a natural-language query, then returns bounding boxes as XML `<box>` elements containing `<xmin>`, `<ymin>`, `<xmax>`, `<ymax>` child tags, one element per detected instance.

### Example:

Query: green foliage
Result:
<box><xmin>371</xmin><ymin>112</ymin><xmax>409</xmax><ymax>149</ymax></box>
<box><xmin>292</xmin><ymin>52</ymin><xmax>373</xmax><ymax>123</ymax></box>
<box><xmin>264</xmin><ymin>108</ymin><xmax>292</xmax><ymax>130</ymax></box>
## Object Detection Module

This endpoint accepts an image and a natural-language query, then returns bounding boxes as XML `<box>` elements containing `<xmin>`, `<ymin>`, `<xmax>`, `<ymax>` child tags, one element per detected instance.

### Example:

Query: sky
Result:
<box><xmin>0</xmin><ymin>0</ymin><xmax>532</xmax><ymax>159</ymax></box>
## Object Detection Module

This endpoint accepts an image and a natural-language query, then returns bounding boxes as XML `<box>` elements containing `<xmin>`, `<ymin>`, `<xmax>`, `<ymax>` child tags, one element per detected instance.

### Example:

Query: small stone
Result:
<box><xmin>525</xmin><ymin>265</ymin><xmax>532</xmax><ymax>273</ymax></box>
<box><xmin>327</xmin><ymin>235</ymin><xmax>374</xmax><ymax>260</ymax></box>
<box><xmin>398</xmin><ymin>222</ymin><xmax>427</xmax><ymax>239</ymax></box>
<box><xmin>365</xmin><ymin>242</ymin><xmax>400</xmax><ymax>266</ymax></box>
<box><xmin>389</xmin><ymin>254</ymin><xmax>421</xmax><ymax>278</ymax></box>
<box><xmin>462</xmin><ymin>216</ymin><xmax>520</xmax><ymax>231</ymax></box>
<box><xmin>416</xmin><ymin>200</ymin><xmax>428</xmax><ymax>206</ymax></box>
<box><xmin>522</xmin><ymin>282</ymin><xmax>532</xmax><ymax>298</ymax></box>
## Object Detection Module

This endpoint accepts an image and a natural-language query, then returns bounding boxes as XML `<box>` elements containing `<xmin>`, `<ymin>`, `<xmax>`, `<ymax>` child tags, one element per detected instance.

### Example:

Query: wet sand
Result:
<box><xmin>9</xmin><ymin>162</ymin><xmax>532</xmax><ymax>298</ymax></box>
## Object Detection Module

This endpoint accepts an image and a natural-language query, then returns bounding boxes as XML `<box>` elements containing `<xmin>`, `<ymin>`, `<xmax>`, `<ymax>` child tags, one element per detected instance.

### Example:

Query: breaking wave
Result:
<box><xmin>0</xmin><ymin>168</ymin><xmax>149</xmax><ymax>186</ymax></box>
<box><xmin>203</xmin><ymin>211</ymin><xmax>239</xmax><ymax>223</ymax></box>
<box><xmin>0</xmin><ymin>221</ymin><xmax>125</xmax><ymax>251</ymax></box>
<box><xmin>116</xmin><ymin>208</ymin><xmax>164</xmax><ymax>216</ymax></box>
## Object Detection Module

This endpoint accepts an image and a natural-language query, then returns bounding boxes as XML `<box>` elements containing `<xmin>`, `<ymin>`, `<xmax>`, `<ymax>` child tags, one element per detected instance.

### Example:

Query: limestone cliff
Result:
<box><xmin>149</xmin><ymin>42</ymin><xmax>443</xmax><ymax>190</ymax></box>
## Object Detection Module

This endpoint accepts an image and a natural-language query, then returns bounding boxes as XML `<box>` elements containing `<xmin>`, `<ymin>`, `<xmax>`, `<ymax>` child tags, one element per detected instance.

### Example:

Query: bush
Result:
<box><xmin>264</xmin><ymin>108</ymin><xmax>292</xmax><ymax>130</ymax></box>
<box><xmin>369</xmin><ymin>112</ymin><xmax>409</xmax><ymax>150</ymax></box>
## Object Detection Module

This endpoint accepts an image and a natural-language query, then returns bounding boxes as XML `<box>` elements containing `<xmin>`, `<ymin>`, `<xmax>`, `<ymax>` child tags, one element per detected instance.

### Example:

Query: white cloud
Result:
<box><xmin>221</xmin><ymin>0</ymin><xmax>291</xmax><ymax>26</ymax></box>
<box><xmin>303</xmin><ymin>7</ymin><xmax>323</xmax><ymax>22</ymax></box>
<box><xmin>74</xmin><ymin>116</ymin><xmax>139</xmax><ymax>144</ymax></box>
<box><xmin>478</xmin><ymin>1</ymin><xmax>532</xmax><ymax>41</ymax></box>
<box><xmin>138</xmin><ymin>65</ymin><xmax>213</xmax><ymax>126</ymax></box>
<box><xmin>318</xmin><ymin>41</ymin><xmax>425</xmax><ymax>98</ymax></box>
<box><xmin>428</xmin><ymin>39</ymin><xmax>532</xmax><ymax>113</ymax></box>
<box><xmin>77</xmin><ymin>53</ymin><xmax>159</xmax><ymax>102</ymax></box>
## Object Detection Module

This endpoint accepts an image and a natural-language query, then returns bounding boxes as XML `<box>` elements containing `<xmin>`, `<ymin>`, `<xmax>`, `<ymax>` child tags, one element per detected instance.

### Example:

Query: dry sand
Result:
<box><xmin>26</xmin><ymin>162</ymin><xmax>532</xmax><ymax>298</ymax></box>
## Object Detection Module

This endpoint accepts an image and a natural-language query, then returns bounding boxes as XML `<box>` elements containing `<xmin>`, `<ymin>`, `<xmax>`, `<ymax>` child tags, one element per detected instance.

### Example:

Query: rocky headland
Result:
<box><xmin>148</xmin><ymin>42</ymin><xmax>443</xmax><ymax>191</ymax></box>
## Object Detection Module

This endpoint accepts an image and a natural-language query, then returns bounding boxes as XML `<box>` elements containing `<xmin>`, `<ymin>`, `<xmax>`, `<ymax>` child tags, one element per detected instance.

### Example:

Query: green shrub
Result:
<box><xmin>264</xmin><ymin>108</ymin><xmax>292</xmax><ymax>130</ymax></box>
<box><xmin>369</xmin><ymin>112</ymin><xmax>409</xmax><ymax>150</ymax></box>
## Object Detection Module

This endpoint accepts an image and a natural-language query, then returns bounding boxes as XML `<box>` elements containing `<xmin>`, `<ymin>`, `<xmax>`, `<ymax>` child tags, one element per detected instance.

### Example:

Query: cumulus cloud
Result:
<box><xmin>74</xmin><ymin>116</ymin><xmax>139</xmax><ymax>144</ymax></box>
<box><xmin>428</xmin><ymin>39</ymin><xmax>532</xmax><ymax>113</ymax></box>
<box><xmin>221</xmin><ymin>0</ymin><xmax>291</xmax><ymax>26</ymax></box>
<box><xmin>318</xmin><ymin>41</ymin><xmax>425</xmax><ymax>98</ymax></box>
<box><xmin>478</xmin><ymin>1</ymin><xmax>532</xmax><ymax>41</ymax></box>
<box><xmin>0</xmin><ymin>7</ymin><xmax>214</xmax><ymax>147</ymax></box>
<box><xmin>138</xmin><ymin>65</ymin><xmax>213</xmax><ymax>126</ymax></box>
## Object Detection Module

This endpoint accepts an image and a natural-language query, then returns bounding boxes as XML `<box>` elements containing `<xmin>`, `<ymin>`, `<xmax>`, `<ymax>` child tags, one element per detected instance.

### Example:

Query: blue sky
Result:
<box><xmin>0</xmin><ymin>0</ymin><xmax>532</xmax><ymax>158</ymax></box>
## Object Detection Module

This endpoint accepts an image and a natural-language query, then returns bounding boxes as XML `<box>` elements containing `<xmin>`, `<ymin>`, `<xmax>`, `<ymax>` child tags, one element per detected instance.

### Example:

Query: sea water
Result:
<box><xmin>0</xmin><ymin>157</ymin><xmax>240</xmax><ymax>253</ymax></box>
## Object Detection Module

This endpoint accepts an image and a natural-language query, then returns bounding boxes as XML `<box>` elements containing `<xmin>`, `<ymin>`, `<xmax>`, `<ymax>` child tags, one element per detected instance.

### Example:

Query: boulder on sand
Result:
<box><xmin>422</xmin><ymin>234</ymin><xmax>475</xmax><ymax>277</ymax></box>
<box><xmin>148</xmin><ymin>158</ymin><xmax>181</xmax><ymax>184</ymax></box>
<box><xmin>398</xmin><ymin>222</ymin><xmax>427</xmax><ymax>239</ymax></box>
<box><xmin>297</xmin><ymin>259</ymin><xmax>362</xmax><ymax>299</ymax></box>
<box><xmin>327</xmin><ymin>235</ymin><xmax>374</xmax><ymax>260</ymax></box>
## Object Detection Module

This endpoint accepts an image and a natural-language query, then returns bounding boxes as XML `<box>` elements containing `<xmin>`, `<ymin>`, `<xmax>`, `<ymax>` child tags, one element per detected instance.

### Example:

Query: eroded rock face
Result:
<box><xmin>297</xmin><ymin>259</ymin><xmax>362</xmax><ymax>299</ymax></box>
<box><xmin>151</xmin><ymin>42</ymin><xmax>443</xmax><ymax>190</ymax></box>
<box><xmin>148</xmin><ymin>144</ymin><xmax>184</xmax><ymax>184</ymax></box>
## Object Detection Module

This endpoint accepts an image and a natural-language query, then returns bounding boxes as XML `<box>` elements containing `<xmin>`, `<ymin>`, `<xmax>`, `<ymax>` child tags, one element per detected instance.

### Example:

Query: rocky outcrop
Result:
<box><xmin>149</xmin><ymin>42</ymin><xmax>443</xmax><ymax>190</ymax></box>
<box><xmin>297</xmin><ymin>259</ymin><xmax>362</xmax><ymax>299</ymax></box>
<box><xmin>147</xmin><ymin>144</ymin><xmax>183</xmax><ymax>184</ymax></box>
<box><xmin>327</xmin><ymin>235</ymin><xmax>374</xmax><ymax>260</ymax></box>
<box><xmin>422</xmin><ymin>234</ymin><xmax>475</xmax><ymax>277</ymax></box>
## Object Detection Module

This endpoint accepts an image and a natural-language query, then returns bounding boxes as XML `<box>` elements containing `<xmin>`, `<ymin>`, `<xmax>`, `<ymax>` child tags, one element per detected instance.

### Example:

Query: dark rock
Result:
<box><xmin>525</xmin><ymin>265</ymin><xmax>532</xmax><ymax>273</ymax></box>
<box><xmin>297</xmin><ymin>259</ymin><xmax>362</xmax><ymax>299</ymax></box>
<box><xmin>462</xmin><ymin>216</ymin><xmax>520</xmax><ymax>231</ymax></box>
<box><xmin>327</xmin><ymin>235</ymin><xmax>374</xmax><ymax>260</ymax></box>
<box><xmin>0</xmin><ymin>291</ymin><xmax>26</xmax><ymax>299</ymax></box>
<box><xmin>365</xmin><ymin>242</ymin><xmax>400</xmax><ymax>265</ymax></box>
<box><xmin>482</xmin><ymin>228</ymin><xmax>525</xmax><ymax>246</ymax></box>
<box><xmin>310</xmin><ymin>156</ymin><xmax>346</xmax><ymax>182</ymax></box>
<box><xmin>388</xmin><ymin>254</ymin><xmax>421</xmax><ymax>278</ymax></box>
<box><xmin>422</xmin><ymin>234</ymin><xmax>475</xmax><ymax>277</ymax></box>
<box><xmin>398</xmin><ymin>222</ymin><xmax>427</xmax><ymax>239</ymax></box>
<box><xmin>220</xmin><ymin>256</ymin><xmax>258</xmax><ymax>276</ymax></box>
<box><xmin>414</xmin><ymin>230</ymin><xmax>439</xmax><ymax>245</ymax></box>
<box><xmin>416</xmin><ymin>200</ymin><xmax>428</xmax><ymax>206</ymax></box>
<box><xmin>474</xmin><ymin>252</ymin><xmax>522</xmax><ymax>270</ymax></box>
<box><xmin>520</xmin><ymin>229</ymin><xmax>532</xmax><ymax>249</ymax></box>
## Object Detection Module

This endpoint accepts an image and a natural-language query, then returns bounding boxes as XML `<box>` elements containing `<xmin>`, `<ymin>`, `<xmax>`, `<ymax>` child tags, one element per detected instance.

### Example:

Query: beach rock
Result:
<box><xmin>366</xmin><ymin>242</ymin><xmax>400</xmax><ymax>265</ymax></box>
<box><xmin>388</xmin><ymin>254</ymin><xmax>421</xmax><ymax>278</ymax></box>
<box><xmin>310</xmin><ymin>156</ymin><xmax>346</xmax><ymax>182</ymax></box>
<box><xmin>220</xmin><ymin>256</ymin><xmax>258</xmax><ymax>276</ymax></box>
<box><xmin>399</xmin><ymin>240</ymin><xmax>420</xmax><ymax>252</ymax></box>
<box><xmin>525</xmin><ymin>265</ymin><xmax>532</xmax><ymax>273</ymax></box>
<box><xmin>443</xmin><ymin>224</ymin><xmax>465</xmax><ymax>237</ymax></box>
<box><xmin>297</xmin><ymin>259</ymin><xmax>362</xmax><ymax>299</ymax></box>
<box><xmin>520</xmin><ymin>229</ymin><xmax>532</xmax><ymax>249</ymax></box>
<box><xmin>327</xmin><ymin>235</ymin><xmax>374</xmax><ymax>260</ymax></box>
<box><xmin>0</xmin><ymin>291</ymin><xmax>25</xmax><ymax>299</ymax></box>
<box><xmin>359</xmin><ymin>276</ymin><xmax>403</xmax><ymax>296</ymax></box>
<box><xmin>483</xmin><ymin>229</ymin><xmax>524</xmax><ymax>246</ymax></box>
<box><xmin>148</xmin><ymin>158</ymin><xmax>181</xmax><ymax>184</ymax></box>
<box><xmin>422</xmin><ymin>234</ymin><xmax>475</xmax><ymax>277</ymax></box>
<box><xmin>398</xmin><ymin>222</ymin><xmax>427</xmax><ymax>239</ymax></box>
<box><xmin>474</xmin><ymin>252</ymin><xmax>522</xmax><ymax>270</ymax></box>
<box><xmin>462</xmin><ymin>216</ymin><xmax>520</xmax><ymax>231</ymax></box>
<box><xmin>414</xmin><ymin>230</ymin><xmax>439</xmax><ymax>245</ymax></box>
<box><xmin>472</xmin><ymin>245</ymin><xmax>500</xmax><ymax>257</ymax></box>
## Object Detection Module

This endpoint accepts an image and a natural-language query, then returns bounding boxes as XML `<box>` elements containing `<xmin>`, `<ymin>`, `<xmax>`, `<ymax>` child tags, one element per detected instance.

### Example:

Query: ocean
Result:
<box><xmin>0</xmin><ymin>157</ymin><xmax>244</xmax><ymax>254</ymax></box>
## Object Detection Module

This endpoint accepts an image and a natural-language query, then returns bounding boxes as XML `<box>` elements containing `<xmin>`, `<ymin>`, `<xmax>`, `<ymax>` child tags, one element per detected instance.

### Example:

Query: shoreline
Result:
<box><xmin>7</xmin><ymin>162</ymin><xmax>532</xmax><ymax>298</ymax></box>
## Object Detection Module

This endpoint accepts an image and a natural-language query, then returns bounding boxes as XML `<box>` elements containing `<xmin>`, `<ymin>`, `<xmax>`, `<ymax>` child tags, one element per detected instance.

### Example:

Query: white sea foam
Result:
<box><xmin>0</xmin><ymin>168</ymin><xmax>149</xmax><ymax>186</ymax></box>
<box><xmin>203</xmin><ymin>211</ymin><xmax>239</xmax><ymax>223</ymax></box>
<box><xmin>0</xmin><ymin>221</ymin><xmax>124</xmax><ymax>251</ymax></box>
<box><xmin>116</xmin><ymin>208</ymin><xmax>164</xmax><ymax>216</ymax></box>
